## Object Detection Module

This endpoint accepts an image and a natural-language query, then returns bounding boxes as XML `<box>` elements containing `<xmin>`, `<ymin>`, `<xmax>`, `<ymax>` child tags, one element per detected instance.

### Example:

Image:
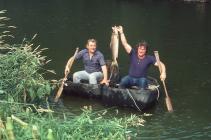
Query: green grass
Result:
<box><xmin>0</xmin><ymin>101</ymin><xmax>146</xmax><ymax>140</ymax></box>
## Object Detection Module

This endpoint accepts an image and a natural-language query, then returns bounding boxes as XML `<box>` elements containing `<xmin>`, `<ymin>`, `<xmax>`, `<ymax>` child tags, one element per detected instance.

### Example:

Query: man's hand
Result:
<box><xmin>64</xmin><ymin>66</ymin><xmax>69</xmax><ymax>76</ymax></box>
<box><xmin>112</xmin><ymin>26</ymin><xmax>118</xmax><ymax>34</ymax></box>
<box><xmin>160</xmin><ymin>72</ymin><xmax>166</xmax><ymax>81</ymax></box>
<box><xmin>117</xmin><ymin>26</ymin><xmax>123</xmax><ymax>34</ymax></box>
<box><xmin>100</xmin><ymin>79</ymin><xmax>109</xmax><ymax>86</ymax></box>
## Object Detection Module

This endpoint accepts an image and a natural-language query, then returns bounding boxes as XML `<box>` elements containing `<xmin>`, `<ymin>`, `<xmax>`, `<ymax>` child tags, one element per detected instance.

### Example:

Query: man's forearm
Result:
<box><xmin>119</xmin><ymin>32</ymin><xmax>127</xmax><ymax>46</ymax></box>
<box><xmin>119</xmin><ymin>32</ymin><xmax>132</xmax><ymax>54</ymax></box>
<box><xmin>160</xmin><ymin>62</ymin><xmax>166</xmax><ymax>75</ymax></box>
<box><xmin>101</xmin><ymin>65</ymin><xmax>108</xmax><ymax>80</ymax></box>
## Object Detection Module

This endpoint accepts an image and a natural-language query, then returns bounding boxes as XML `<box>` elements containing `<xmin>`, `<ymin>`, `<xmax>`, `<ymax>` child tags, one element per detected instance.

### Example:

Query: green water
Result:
<box><xmin>1</xmin><ymin>0</ymin><xmax>211</xmax><ymax>139</ymax></box>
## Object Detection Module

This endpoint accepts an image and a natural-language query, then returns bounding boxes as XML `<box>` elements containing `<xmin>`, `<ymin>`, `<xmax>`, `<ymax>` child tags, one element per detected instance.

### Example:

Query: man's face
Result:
<box><xmin>87</xmin><ymin>41</ymin><xmax>96</xmax><ymax>53</ymax></box>
<box><xmin>137</xmin><ymin>46</ymin><xmax>147</xmax><ymax>57</ymax></box>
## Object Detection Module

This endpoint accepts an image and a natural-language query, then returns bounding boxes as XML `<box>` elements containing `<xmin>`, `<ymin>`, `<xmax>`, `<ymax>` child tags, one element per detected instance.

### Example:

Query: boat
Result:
<box><xmin>63</xmin><ymin>76</ymin><xmax>160</xmax><ymax>111</ymax></box>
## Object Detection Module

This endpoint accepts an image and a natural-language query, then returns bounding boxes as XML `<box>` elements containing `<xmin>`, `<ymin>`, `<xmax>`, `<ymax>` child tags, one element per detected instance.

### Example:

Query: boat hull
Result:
<box><xmin>63</xmin><ymin>77</ymin><xmax>159</xmax><ymax>111</ymax></box>
<box><xmin>101</xmin><ymin>86</ymin><xmax>158</xmax><ymax>110</ymax></box>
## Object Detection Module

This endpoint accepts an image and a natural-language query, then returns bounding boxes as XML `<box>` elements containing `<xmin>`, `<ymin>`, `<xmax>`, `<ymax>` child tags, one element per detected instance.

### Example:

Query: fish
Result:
<box><xmin>110</xmin><ymin>28</ymin><xmax>119</xmax><ymax>67</ymax></box>
<box><xmin>109</xmin><ymin>27</ymin><xmax>119</xmax><ymax>82</ymax></box>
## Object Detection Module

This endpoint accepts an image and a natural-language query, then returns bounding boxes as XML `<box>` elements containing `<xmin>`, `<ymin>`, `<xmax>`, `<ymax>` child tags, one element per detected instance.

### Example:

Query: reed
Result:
<box><xmin>11</xmin><ymin>115</ymin><xmax>28</xmax><ymax>128</ymax></box>
<box><xmin>47</xmin><ymin>129</ymin><xmax>54</xmax><ymax>140</ymax></box>
<box><xmin>6</xmin><ymin>117</ymin><xmax>15</xmax><ymax>140</ymax></box>
<box><xmin>0</xmin><ymin>100</ymin><xmax>147</xmax><ymax>140</ymax></box>
<box><xmin>32</xmin><ymin>125</ymin><xmax>40</xmax><ymax>140</ymax></box>
<box><xmin>0</xmin><ymin>117</ymin><xmax>5</xmax><ymax>140</ymax></box>
<box><xmin>1</xmin><ymin>11</ymin><xmax>55</xmax><ymax>104</ymax></box>
<box><xmin>0</xmin><ymin>40</ymin><xmax>55</xmax><ymax>103</ymax></box>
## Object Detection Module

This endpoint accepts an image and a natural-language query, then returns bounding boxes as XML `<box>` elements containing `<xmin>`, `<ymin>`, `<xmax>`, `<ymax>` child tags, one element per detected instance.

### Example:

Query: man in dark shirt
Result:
<box><xmin>116</xmin><ymin>26</ymin><xmax>166</xmax><ymax>89</ymax></box>
<box><xmin>70</xmin><ymin>39</ymin><xmax>108</xmax><ymax>85</ymax></box>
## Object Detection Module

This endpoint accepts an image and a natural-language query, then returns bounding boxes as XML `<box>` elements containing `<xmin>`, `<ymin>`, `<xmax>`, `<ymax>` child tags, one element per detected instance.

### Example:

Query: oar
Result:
<box><xmin>54</xmin><ymin>48</ymin><xmax>79</xmax><ymax>102</ymax></box>
<box><xmin>154</xmin><ymin>51</ymin><xmax>173</xmax><ymax>112</ymax></box>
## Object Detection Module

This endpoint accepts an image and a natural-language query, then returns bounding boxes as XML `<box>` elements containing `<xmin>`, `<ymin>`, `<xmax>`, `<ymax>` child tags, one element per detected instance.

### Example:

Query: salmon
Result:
<box><xmin>110</xmin><ymin>30</ymin><xmax>119</xmax><ymax>67</ymax></box>
<box><xmin>109</xmin><ymin>28</ymin><xmax>119</xmax><ymax>81</ymax></box>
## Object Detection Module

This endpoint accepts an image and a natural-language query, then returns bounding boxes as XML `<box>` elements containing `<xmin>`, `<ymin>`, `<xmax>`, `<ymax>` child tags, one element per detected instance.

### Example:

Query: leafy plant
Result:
<box><xmin>0</xmin><ymin>10</ymin><xmax>55</xmax><ymax>103</ymax></box>
<box><xmin>0</xmin><ymin>39</ymin><xmax>55</xmax><ymax>103</ymax></box>
<box><xmin>0</xmin><ymin>104</ymin><xmax>145</xmax><ymax>140</ymax></box>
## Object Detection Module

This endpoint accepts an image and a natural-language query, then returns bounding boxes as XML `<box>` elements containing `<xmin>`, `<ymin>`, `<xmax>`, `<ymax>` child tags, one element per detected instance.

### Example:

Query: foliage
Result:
<box><xmin>0</xmin><ymin>10</ymin><xmax>54</xmax><ymax>103</ymax></box>
<box><xmin>0</xmin><ymin>103</ymin><xmax>145</xmax><ymax>140</ymax></box>
<box><xmin>0</xmin><ymin>40</ymin><xmax>54</xmax><ymax>103</ymax></box>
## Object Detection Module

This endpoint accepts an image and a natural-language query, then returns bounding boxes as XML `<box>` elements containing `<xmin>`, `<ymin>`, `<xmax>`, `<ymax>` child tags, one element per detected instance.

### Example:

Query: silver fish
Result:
<box><xmin>110</xmin><ymin>32</ymin><xmax>119</xmax><ymax>66</ymax></box>
<box><xmin>109</xmin><ymin>30</ymin><xmax>119</xmax><ymax>82</ymax></box>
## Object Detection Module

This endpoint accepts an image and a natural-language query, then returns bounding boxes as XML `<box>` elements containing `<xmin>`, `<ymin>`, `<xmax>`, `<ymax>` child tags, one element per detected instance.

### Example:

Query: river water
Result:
<box><xmin>1</xmin><ymin>0</ymin><xmax>211</xmax><ymax>139</ymax></box>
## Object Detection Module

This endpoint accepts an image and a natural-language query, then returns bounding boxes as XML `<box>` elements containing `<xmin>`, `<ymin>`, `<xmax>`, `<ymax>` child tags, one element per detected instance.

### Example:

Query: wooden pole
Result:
<box><xmin>154</xmin><ymin>51</ymin><xmax>173</xmax><ymax>112</ymax></box>
<box><xmin>54</xmin><ymin>48</ymin><xmax>79</xmax><ymax>102</ymax></box>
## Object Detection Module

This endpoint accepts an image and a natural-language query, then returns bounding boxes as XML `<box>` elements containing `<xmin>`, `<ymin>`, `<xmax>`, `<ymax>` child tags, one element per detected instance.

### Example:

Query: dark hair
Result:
<box><xmin>135</xmin><ymin>41</ymin><xmax>149</xmax><ymax>53</ymax></box>
<box><xmin>86</xmin><ymin>38</ymin><xmax>97</xmax><ymax>47</ymax></box>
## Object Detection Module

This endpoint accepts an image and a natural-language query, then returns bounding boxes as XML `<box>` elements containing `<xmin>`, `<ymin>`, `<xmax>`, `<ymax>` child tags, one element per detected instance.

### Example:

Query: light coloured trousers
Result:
<box><xmin>73</xmin><ymin>70</ymin><xmax>103</xmax><ymax>84</ymax></box>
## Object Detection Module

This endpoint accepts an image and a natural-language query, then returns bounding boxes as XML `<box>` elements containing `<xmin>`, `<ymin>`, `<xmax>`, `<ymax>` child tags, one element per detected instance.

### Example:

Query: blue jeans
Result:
<box><xmin>119</xmin><ymin>75</ymin><xmax>148</xmax><ymax>89</ymax></box>
<box><xmin>73</xmin><ymin>70</ymin><xmax>103</xmax><ymax>84</ymax></box>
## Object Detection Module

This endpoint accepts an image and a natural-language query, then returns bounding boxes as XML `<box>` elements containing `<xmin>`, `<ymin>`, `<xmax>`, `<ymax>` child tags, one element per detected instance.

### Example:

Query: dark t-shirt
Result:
<box><xmin>128</xmin><ymin>49</ymin><xmax>156</xmax><ymax>78</ymax></box>
<box><xmin>75</xmin><ymin>49</ymin><xmax>106</xmax><ymax>73</ymax></box>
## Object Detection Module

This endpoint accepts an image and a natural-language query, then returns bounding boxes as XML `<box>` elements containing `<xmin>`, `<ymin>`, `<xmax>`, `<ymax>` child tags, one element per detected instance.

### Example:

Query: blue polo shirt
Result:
<box><xmin>128</xmin><ymin>49</ymin><xmax>156</xmax><ymax>78</ymax></box>
<box><xmin>75</xmin><ymin>49</ymin><xmax>106</xmax><ymax>73</ymax></box>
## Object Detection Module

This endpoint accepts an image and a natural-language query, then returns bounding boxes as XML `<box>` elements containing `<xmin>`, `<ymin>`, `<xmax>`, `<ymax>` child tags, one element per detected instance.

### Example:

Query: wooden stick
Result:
<box><xmin>54</xmin><ymin>48</ymin><xmax>79</xmax><ymax>102</ymax></box>
<box><xmin>154</xmin><ymin>51</ymin><xmax>173</xmax><ymax>112</ymax></box>
<box><xmin>11</xmin><ymin>115</ymin><xmax>28</xmax><ymax>127</ymax></box>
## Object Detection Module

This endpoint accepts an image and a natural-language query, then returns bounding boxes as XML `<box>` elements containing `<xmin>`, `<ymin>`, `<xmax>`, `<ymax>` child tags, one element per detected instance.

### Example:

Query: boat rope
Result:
<box><xmin>108</xmin><ymin>70</ymin><xmax>113</xmax><ymax>81</ymax></box>
<box><xmin>155</xmin><ymin>86</ymin><xmax>160</xmax><ymax>100</ymax></box>
<box><xmin>109</xmin><ymin>65</ymin><xmax>116</xmax><ymax>81</ymax></box>
<box><xmin>108</xmin><ymin>64</ymin><xmax>119</xmax><ymax>82</ymax></box>
<box><xmin>148</xmin><ymin>84</ymin><xmax>160</xmax><ymax>100</ymax></box>
<box><xmin>126</xmin><ymin>89</ymin><xmax>142</xmax><ymax>112</ymax></box>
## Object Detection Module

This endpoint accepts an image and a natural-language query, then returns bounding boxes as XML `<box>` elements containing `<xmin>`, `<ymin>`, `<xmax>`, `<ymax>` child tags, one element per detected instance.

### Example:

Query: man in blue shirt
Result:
<box><xmin>71</xmin><ymin>39</ymin><xmax>108</xmax><ymax>85</ymax></box>
<box><xmin>116</xmin><ymin>26</ymin><xmax>166</xmax><ymax>89</ymax></box>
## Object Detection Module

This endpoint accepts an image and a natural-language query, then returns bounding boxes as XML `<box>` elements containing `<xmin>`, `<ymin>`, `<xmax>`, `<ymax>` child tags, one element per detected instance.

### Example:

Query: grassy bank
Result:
<box><xmin>0</xmin><ymin>102</ymin><xmax>147</xmax><ymax>140</ymax></box>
